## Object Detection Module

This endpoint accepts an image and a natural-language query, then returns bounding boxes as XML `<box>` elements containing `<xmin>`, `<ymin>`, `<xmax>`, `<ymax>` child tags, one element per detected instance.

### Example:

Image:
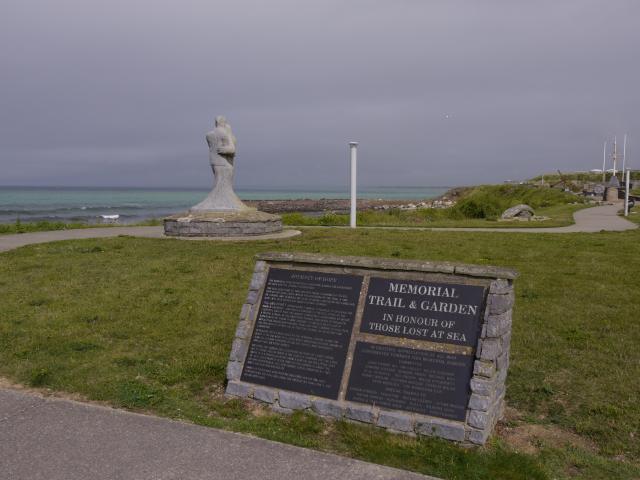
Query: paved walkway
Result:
<box><xmin>0</xmin><ymin>227</ymin><xmax>299</xmax><ymax>253</ymax></box>
<box><xmin>0</xmin><ymin>204</ymin><xmax>636</xmax><ymax>255</ymax></box>
<box><xmin>0</xmin><ymin>388</ymin><xmax>433</xmax><ymax>480</ymax></box>
<box><xmin>296</xmin><ymin>203</ymin><xmax>637</xmax><ymax>234</ymax></box>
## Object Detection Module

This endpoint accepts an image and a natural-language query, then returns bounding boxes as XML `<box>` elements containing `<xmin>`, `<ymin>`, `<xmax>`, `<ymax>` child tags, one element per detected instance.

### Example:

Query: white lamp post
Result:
<box><xmin>625</xmin><ymin>169</ymin><xmax>631</xmax><ymax>216</ymax></box>
<box><xmin>349</xmin><ymin>142</ymin><xmax>358</xmax><ymax>228</ymax></box>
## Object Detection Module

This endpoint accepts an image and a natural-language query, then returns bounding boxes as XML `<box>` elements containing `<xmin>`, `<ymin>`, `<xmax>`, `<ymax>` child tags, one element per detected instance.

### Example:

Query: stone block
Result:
<box><xmin>226</xmin><ymin>361</ymin><xmax>243</xmax><ymax>381</ymax></box>
<box><xmin>468</xmin><ymin>410</ymin><xmax>490</xmax><ymax>429</ymax></box>
<box><xmin>501</xmin><ymin>331</ymin><xmax>512</xmax><ymax>351</ymax></box>
<box><xmin>495</xmin><ymin>382</ymin><xmax>506</xmax><ymax>400</ymax></box>
<box><xmin>254</xmin><ymin>260</ymin><xmax>267</xmax><ymax>273</ymax></box>
<box><xmin>230</xmin><ymin>339</ymin><xmax>248</xmax><ymax>362</ymax></box>
<box><xmin>470</xmin><ymin>377</ymin><xmax>496</xmax><ymax>396</ymax></box>
<box><xmin>246</xmin><ymin>289</ymin><xmax>260</xmax><ymax>305</ymax></box>
<box><xmin>496</xmin><ymin>352</ymin><xmax>509</xmax><ymax>372</ymax></box>
<box><xmin>467</xmin><ymin>427</ymin><xmax>491</xmax><ymax>445</ymax></box>
<box><xmin>376</xmin><ymin>411</ymin><xmax>414</xmax><ymax>432</ymax></box>
<box><xmin>485</xmin><ymin>311</ymin><xmax>512</xmax><ymax>338</ymax></box>
<box><xmin>254</xmin><ymin>386</ymin><xmax>278</xmax><ymax>404</ymax></box>
<box><xmin>497</xmin><ymin>367</ymin><xmax>508</xmax><ymax>384</ymax></box>
<box><xmin>278</xmin><ymin>391</ymin><xmax>311</xmax><ymax>410</ymax></box>
<box><xmin>345</xmin><ymin>405</ymin><xmax>376</xmax><ymax>424</ymax></box>
<box><xmin>271</xmin><ymin>404</ymin><xmax>293</xmax><ymax>415</ymax></box>
<box><xmin>454</xmin><ymin>264</ymin><xmax>517</xmax><ymax>280</ymax></box>
<box><xmin>415</xmin><ymin>418</ymin><xmax>465</xmax><ymax>442</ymax></box>
<box><xmin>489</xmin><ymin>279</ymin><xmax>512</xmax><ymax>295</ymax></box>
<box><xmin>487</xmin><ymin>291</ymin><xmax>514</xmax><ymax>315</ymax></box>
<box><xmin>312</xmin><ymin>399</ymin><xmax>344</xmax><ymax>419</ymax></box>
<box><xmin>234</xmin><ymin>320</ymin><xmax>252</xmax><ymax>339</ymax></box>
<box><xmin>473</xmin><ymin>360</ymin><xmax>496</xmax><ymax>378</ymax></box>
<box><xmin>480</xmin><ymin>338</ymin><xmax>501</xmax><ymax>361</ymax></box>
<box><xmin>468</xmin><ymin>393</ymin><xmax>491</xmax><ymax>412</ymax></box>
<box><xmin>239</xmin><ymin>303</ymin><xmax>251</xmax><ymax>320</ymax></box>
<box><xmin>249</xmin><ymin>271</ymin><xmax>267</xmax><ymax>291</ymax></box>
<box><xmin>225</xmin><ymin>381</ymin><xmax>252</xmax><ymax>398</ymax></box>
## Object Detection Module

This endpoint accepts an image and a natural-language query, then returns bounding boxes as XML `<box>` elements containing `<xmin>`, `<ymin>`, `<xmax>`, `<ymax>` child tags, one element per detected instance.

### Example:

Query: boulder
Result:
<box><xmin>501</xmin><ymin>204</ymin><xmax>534</xmax><ymax>220</ymax></box>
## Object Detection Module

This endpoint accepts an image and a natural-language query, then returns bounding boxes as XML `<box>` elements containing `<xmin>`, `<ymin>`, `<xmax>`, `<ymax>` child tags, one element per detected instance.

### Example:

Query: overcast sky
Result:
<box><xmin>1</xmin><ymin>0</ymin><xmax>638</xmax><ymax>188</ymax></box>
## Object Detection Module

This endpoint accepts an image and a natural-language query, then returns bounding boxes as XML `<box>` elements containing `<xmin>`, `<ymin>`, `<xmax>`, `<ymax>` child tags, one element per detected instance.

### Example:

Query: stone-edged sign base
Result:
<box><xmin>164</xmin><ymin>210</ymin><xmax>282</xmax><ymax>237</ymax></box>
<box><xmin>225</xmin><ymin>252</ymin><xmax>517</xmax><ymax>445</ymax></box>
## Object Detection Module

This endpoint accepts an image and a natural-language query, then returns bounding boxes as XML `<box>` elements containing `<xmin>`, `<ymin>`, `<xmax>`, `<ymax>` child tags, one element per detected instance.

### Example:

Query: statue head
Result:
<box><xmin>215</xmin><ymin>116</ymin><xmax>228</xmax><ymax>128</ymax></box>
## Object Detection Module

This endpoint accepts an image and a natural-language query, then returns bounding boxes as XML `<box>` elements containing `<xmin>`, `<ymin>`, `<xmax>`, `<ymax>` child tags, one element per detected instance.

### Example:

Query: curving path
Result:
<box><xmin>0</xmin><ymin>387</ymin><xmax>433</xmax><ymax>480</ymax></box>
<box><xmin>0</xmin><ymin>204</ymin><xmax>636</xmax><ymax>254</ymax></box>
<box><xmin>0</xmin><ymin>227</ymin><xmax>298</xmax><ymax>253</ymax></box>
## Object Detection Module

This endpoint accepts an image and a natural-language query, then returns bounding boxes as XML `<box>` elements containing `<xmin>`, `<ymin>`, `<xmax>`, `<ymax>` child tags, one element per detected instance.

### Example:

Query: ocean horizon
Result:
<box><xmin>0</xmin><ymin>185</ymin><xmax>451</xmax><ymax>224</ymax></box>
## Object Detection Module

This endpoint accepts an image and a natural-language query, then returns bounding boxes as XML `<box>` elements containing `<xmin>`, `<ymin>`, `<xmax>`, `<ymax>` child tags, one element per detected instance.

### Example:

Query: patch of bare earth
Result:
<box><xmin>497</xmin><ymin>407</ymin><xmax>597</xmax><ymax>455</ymax></box>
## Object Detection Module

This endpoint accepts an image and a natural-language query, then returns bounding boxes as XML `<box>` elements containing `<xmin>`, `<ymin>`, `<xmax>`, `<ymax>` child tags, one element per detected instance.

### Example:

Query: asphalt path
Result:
<box><xmin>0</xmin><ymin>204</ymin><xmax>636</xmax><ymax>255</ymax></box>
<box><xmin>0</xmin><ymin>388</ymin><xmax>434</xmax><ymax>480</ymax></box>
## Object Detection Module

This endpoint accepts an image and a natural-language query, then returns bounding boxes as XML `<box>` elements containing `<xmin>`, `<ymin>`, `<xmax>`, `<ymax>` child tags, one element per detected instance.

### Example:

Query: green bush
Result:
<box><xmin>450</xmin><ymin>185</ymin><xmax>580</xmax><ymax>219</ymax></box>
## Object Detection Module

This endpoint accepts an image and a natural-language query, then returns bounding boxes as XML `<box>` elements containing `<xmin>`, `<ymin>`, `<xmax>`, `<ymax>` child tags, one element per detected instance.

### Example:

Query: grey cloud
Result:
<box><xmin>1</xmin><ymin>0</ymin><xmax>638</xmax><ymax>187</ymax></box>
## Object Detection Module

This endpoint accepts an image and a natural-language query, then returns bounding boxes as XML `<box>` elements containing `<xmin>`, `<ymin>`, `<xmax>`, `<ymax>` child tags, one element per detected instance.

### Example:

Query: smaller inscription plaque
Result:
<box><xmin>346</xmin><ymin>342</ymin><xmax>474</xmax><ymax>421</ymax></box>
<box><xmin>241</xmin><ymin>268</ymin><xmax>363</xmax><ymax>399</ymax></box>
<box><xmin>360</xmin><ymin>277</ymin><xmax>485</xmax><ymax>347</ymax></box>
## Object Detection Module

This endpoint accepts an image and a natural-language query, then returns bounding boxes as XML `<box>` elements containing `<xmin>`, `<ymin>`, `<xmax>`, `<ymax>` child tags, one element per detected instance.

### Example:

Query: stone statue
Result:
<box><xmin>191</xmin><ymin>116</ymin><xmax>249</xmax><ymax>212</ymax></box>
<box><xmin>164</xmin><ymin>115</ymin><xmax>283</xmax><ymax>237</ymax></box>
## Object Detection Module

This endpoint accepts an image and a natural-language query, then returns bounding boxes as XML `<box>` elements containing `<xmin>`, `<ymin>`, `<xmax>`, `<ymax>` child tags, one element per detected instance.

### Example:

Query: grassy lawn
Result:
<box><xmin>0</xmin><ymin>219</ymin><xmax>161</xmax><ymax>235</ymax></box>
<box><xmin>624</xmin><ymin>206</ymin><xmax>640</xmax><ymax>224</ymax></box>
<box><xmin>283</xmin><ymin>203</ymin><xmax>586</xmax><ymax>228</ymax></box>
<box><xmin>1</xmin><ymin>228</ymin><xmax>639</xmax><ymax>479</ymax></box>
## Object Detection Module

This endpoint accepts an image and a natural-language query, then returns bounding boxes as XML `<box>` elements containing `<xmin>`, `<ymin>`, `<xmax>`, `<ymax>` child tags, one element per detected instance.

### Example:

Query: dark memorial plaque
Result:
<box><xmin>360</xmin><ymin>276</ymin><xmax>486</xmax><ymax>347</ymax></box>
<box><xmin>346</xmin><ymin>342</ymin><xmax>474</xmax><ymax>421</ymax></box>
<box><xmin>241</xmin><ymin>268</ymin><xmax>363</xmax><ymax>399</ymax></box>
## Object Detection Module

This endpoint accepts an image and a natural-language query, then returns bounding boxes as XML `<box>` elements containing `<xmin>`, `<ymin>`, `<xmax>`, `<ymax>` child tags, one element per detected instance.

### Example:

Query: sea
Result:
<box><xmin>0</xmin><ymin>186</ymin><xmax>450</xmax><ymax>224</ymax></box>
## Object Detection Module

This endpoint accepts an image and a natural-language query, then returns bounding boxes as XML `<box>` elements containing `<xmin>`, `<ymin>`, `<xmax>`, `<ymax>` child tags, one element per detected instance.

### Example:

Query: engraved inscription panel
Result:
<box><xmin>360</xmin><ymin>277</ymin><xmax>485</xmax><ymax>347</ymax></box>
<box><xmin>241</xmin><ymin>268</ymin><xmax>363</xmax><ymax>399</ymax></box>
<box><xmin>346</xmin><ymin>342</ymin><xmax>474</xmax><ymax>421</ymax></box>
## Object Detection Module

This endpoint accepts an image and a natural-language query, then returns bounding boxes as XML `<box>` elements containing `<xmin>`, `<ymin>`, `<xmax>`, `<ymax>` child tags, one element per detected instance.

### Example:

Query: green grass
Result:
<box><xmin>530</xmin><ymin>172</ymin><xmax>640</xmax><ymax>184</ymax></box>
<box><xmin>283</xmin><ymin>203</ymin><xmax>585</xmax><ymax>228</ymax></box>
<box><xmin>284</xmin><ymin>184</ymin><xmax>586</xmax><ymax>228</ymax></box>
<box><xmin>1</xmin><ymin>229</ymin><xmax>639</xmax><ymax>479</ymax></box>
<box><xmin>0</xmin><ymin>218</ymin><xmax>161</xmax><ymax>235</ymax></box>
<box><xmin>622</xmin><ymin>206</ymin><xmax>640</xmax><ymax>225</ymax></box>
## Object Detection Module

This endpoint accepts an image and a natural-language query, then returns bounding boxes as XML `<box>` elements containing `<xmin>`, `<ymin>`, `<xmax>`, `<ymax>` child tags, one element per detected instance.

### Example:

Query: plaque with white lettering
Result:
<box><xmin>345</xmin><ymin>342</ymin><xmax>474</xmax><ymax>421</ymax></box>
<box><xmin>241</xmin><ymin>268</ymin><xmax>363</xmax><ymax>399</ymax></box>
<box><xmin>360</xmin><ymin>277</ymin><xmax>485</xmax><ymax>347</ymax></box>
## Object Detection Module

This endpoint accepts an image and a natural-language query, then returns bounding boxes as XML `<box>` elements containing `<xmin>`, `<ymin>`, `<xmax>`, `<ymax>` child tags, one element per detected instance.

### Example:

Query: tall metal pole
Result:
<box><xmin>622</xmin><ymin>133</ymin><xmax>627</xmax><ymax>174</ymax></box>
<box><xmin>602</xmin><ymin>140</ymin><xmax>607</xmax><ymax>182</ymax></box>
<box><xmin>349</xmin><ymin>142</ymin><xmax>358</xmax><ymax>229</ymax></box>
<box><xmin>625</xmin><ymin>169</ymin><xmax>630</xmax><ymax>216</ymax></box>
<box><xmin>613</xmin><ymin>136</ymin><xmax>618</xmax><ymax>178</ymax></box>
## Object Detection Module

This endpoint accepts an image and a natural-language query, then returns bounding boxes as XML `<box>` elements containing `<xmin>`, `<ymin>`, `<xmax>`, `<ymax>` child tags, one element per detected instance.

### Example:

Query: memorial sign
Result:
<box><xmin>225</xmin><ymin>252</ymin><xmax>517</xmax><ymax>445</ymax></box>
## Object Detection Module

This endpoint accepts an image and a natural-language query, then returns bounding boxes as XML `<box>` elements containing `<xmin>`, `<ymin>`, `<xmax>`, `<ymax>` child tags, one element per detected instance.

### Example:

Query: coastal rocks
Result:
<box><xmin>501</xmin><ymin>204</ymin><xmax>534</xmax><ymax>220</ymax></box>
<box><xmin>373</xmin><ymin>197</ymin><xmax>456</xmax><ymax>212</ymax></box>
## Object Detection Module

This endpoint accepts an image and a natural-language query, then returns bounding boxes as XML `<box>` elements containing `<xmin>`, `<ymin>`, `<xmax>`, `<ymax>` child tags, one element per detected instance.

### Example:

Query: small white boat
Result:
<box><xmin>100</xmin><ymin>214</ymin><xmax>120</xmax><ymax>220</ymax></box>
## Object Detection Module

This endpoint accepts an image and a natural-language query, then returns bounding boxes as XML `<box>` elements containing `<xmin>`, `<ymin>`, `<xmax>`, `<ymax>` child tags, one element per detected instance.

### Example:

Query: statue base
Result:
<box><xmin>163</xmin><ymin>210</ymin><xmax>283</xmax><ymax>237</ymax></box>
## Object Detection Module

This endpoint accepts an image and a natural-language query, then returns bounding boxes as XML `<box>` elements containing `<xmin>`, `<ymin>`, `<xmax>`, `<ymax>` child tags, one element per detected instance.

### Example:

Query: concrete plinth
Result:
<box><xmin>606</xmin><ymin>187</ymin><xmax>619</xmax><ymax>202</ymax></box>
<box><xmin>164</xmin><ymin>210</ymin><xmax>282</xmax><ymax>237</ymax></box>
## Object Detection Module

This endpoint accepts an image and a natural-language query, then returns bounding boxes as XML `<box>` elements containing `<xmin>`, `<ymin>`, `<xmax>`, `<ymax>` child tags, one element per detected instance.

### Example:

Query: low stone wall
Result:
<box><xmin>164</xmin><ymin>210</ymin><xmax>282</xmax><ymax>237</ymax></box>
<box><xmin>225</xmin><ymin>253</ymin><xmax>516</xmax><ymax>445</ymax></box>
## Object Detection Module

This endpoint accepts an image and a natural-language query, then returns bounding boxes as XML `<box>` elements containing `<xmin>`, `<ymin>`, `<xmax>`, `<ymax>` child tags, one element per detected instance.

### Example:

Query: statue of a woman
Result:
<box><xmin>191</xmin><ymin>116</ymin><xmax>250</xmax><ymax>212</ymax></box>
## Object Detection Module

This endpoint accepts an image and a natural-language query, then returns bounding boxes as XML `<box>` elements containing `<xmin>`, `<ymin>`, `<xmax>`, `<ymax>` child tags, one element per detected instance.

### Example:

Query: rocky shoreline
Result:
<box><xmin>244</xmin><ymin>187</ymin><xmax>465</xmax><ymax>214</ymax></box>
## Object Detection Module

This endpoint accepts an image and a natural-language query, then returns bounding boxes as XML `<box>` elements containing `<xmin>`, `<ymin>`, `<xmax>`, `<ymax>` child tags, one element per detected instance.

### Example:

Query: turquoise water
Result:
<box><xmin>0</xmin><ymin>186</ymin><xmax>450</xmax><ymax>224</ymax></box>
